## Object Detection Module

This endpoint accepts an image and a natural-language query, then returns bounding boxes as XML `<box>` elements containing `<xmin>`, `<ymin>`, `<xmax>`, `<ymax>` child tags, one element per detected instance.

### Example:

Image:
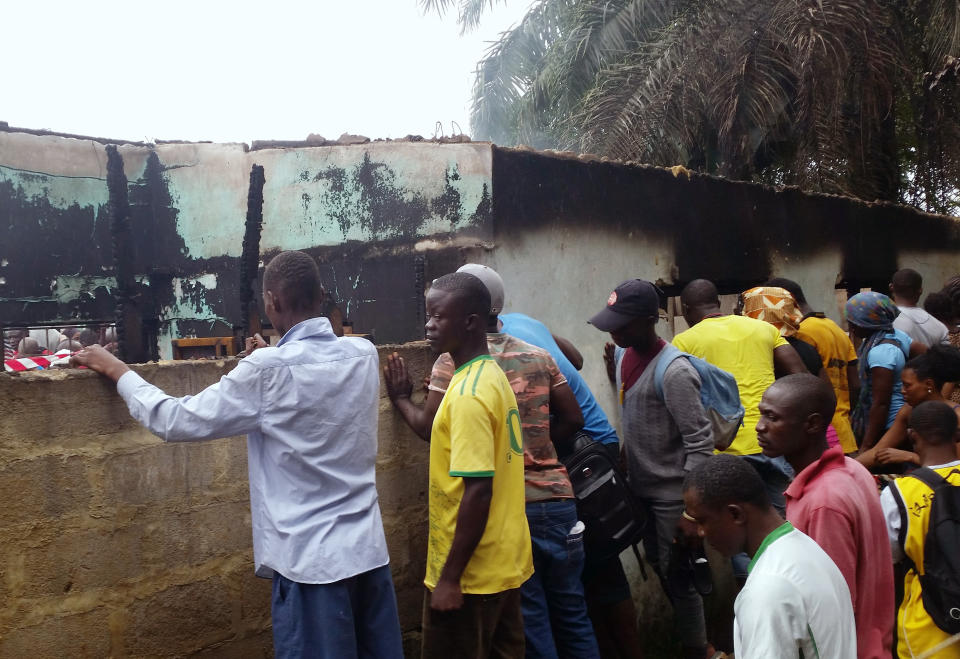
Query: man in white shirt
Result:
<box><xmin>683</xmin><ymin>454</ymin><xmax>856</xmax><ymax>659</ymax></box>
<box><xmin>73</xmin><ymin>250</ymin><xmax>403</xmax><ymax>659</ymax></box>
<box><xmin>891</xmin><ymin>268</ymin><xmax>950</xmax><ymax>348</ymax></box>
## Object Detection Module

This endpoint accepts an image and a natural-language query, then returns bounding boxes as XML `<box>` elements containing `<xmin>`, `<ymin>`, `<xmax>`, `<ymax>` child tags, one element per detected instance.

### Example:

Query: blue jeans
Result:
<box><xmin>271</xmin><ymin>564</ymin><xmax>403</xmax><ymax>659</ymax></box>
<box><xmin>521</xmin><ymin>500</ymin><xmax>600</xmax><ymax>659</ymax></box>
<box><xmin>731</xmin><ymin>453</ymin><xmax>794</xmax><ymax>579</ymax></box>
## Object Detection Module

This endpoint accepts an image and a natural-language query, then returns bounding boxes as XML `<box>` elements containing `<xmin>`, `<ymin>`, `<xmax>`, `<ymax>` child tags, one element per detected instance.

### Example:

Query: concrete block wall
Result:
<box><xmin>0</xmin><ymin>343</ymin><xmax>435</xmax><ymax>657</ymax></box>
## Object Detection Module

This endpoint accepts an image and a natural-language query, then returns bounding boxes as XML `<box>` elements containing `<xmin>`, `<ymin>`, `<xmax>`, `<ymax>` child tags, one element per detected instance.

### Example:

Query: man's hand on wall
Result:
<box><xmin>71</xmin><ymin>344</ymin><xmax>131</xmax><ymax>382</ymax></box>
<box><xmin>237</xmin><ymin>333</ymin><xmax>267</xmax><ymax>358</ymax></box>
<box><xmin>383</xmin><ymin>352</ymin><xmax>413</xmax><ymax>402</ymax></box>
<box><xmin>603</xmin><ymin>342</ymin><xmax>617</xmax><ymax>384</ymax></box>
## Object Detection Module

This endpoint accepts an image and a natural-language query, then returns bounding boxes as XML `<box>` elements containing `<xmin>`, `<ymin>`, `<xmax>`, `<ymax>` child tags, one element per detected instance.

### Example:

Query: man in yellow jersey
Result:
<box><xmin>880</xmin><ymin>401</ymin><xmax>960</xmax><ymax>658</ymax></box>
<box><xmin>673</xmin><ymin>279</ymin><xmax>805</xmax><ymax>581</ymax></box>
<box><xmin>403</xmin><ymin>272</ymin><xmax>533</xmax><ymax>658</ymax></box>
<box><xmin>766</xmin><ymin>277</ymin><xmax>861</xmax><ymax>453</ymax></box>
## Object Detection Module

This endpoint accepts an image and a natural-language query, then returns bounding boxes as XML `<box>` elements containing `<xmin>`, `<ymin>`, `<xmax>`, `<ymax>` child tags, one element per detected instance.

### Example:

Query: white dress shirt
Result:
<box><xmin>116</xmin><ymin>317</ymin><xmax>389</xmax><ymax>584</ymax></box>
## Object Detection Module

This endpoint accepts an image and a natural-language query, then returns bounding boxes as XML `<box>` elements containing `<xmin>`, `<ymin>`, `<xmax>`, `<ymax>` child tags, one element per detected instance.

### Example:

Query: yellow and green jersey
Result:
<box><xmin>426</xmin><ymin>354</ymin><xmax>533</xmax><ymax>594</ymax></box>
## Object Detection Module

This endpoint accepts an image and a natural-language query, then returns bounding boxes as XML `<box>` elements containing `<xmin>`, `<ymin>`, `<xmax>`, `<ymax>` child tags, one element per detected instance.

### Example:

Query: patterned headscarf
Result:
<box><xmin>741</xmin><ymin>286</ymin><xmax>802</xmax><ymax>337</ymax></box>
<box><xmin>844</xmin><ymin>292</ymin><xmax>899</xmax><ymax>331</ymax></box>
<box><xmin>845</xmin><ymin>291</ymin><xmax>904</xmax><ymax>438</ymax></box>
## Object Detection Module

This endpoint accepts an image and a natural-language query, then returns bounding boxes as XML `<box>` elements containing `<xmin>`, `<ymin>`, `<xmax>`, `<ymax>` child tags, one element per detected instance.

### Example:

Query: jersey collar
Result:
<box><xmin>748</xmin><ymin>521</ymin><xmax>795</xmax><ymax>573</ymax></box>
<box><xmin>454</xmin><ymin>353</ymin><xmax>493</xmax><ymax>374</ymax></box>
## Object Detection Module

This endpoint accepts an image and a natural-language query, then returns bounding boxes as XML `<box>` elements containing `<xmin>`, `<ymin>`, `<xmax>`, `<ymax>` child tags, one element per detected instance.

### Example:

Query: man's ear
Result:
<box><xmin>265</xmin><ymin>289</ymin><xmax>281</xmax><ymax>315</ymax></box>
<box><xmin>727</xmin><ymin>503</ymin><xmax>747</xmax><ymax>526</ymax></box>
<box><xmin>464</xmin><ymin>312</ymin><xmax>481</xmax><ymax>333</ymax></box>
<box><xmin>805</xmin><ymin>411</ymin><xmax>827</xmax><ymax>435</ymax></box>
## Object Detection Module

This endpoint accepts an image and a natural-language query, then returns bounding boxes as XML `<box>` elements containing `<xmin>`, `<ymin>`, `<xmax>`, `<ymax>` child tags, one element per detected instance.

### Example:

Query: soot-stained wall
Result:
<box><xmin>3</xmin><ymin>126</ymin><xmax>958</xmax><ymax>361</ymax></box>
<box><xmin>490</xmin><ymin>146</ymin><xmax>960</xmax><ymax>297</ymax></box>
<box><xmin>0</xmin><ymin>128</ymin><xmax>493</xmax><ymax>354</ymax></box>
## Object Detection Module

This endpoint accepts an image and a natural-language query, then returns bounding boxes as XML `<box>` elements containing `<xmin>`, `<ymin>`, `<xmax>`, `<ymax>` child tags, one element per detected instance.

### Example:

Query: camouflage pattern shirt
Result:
<box><xmin>430</xmin><ymin>333</ymin><xmax>575</xmax><ymax>502</ymax></box>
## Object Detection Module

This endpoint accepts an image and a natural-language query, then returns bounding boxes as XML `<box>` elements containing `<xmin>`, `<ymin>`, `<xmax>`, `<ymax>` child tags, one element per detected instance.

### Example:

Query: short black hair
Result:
<box><xmin>891</xmin><ymin>268</ymin><xmax>923</xmax><ymax>298</ymax></box>
<box><xmin>909</xmin><ymin>400</ymin><xmax>958</xmax><ymax>445</ymax></box>
<box><xmin>765</xmin><ymin>277</ymin><xmax>806</xmax><ymax>305</ymax></box>
<box><xmin>680</xmin><ymin>279</ymin><xmax>719</xmax><ymax>307</ymax></box>
<box><xmin>263</xmin><ymin>251</ymin><xmax>324</xmax><ymax>312</ymax></box>
<box><xmin>905</xmin><ymin>344</ymin><xmax>960</xmax><ymax>388</ymax></box>
<box><xmin>430</xmin><ymin>272</ymin><xmax>491</xmax><ymax>318</ymax></box>
<box><xmin>77</xmin><ymin>329</ymin><xmax>99</xmax><ymax>346</ymax></box>
<box><xmin>923</xmin><ymin>291</ymin><xmax>954</xmax><ymax>325</ymax></box>
<box><xmin>768</xmin><ymin>373</ymin><xmax>837</xmax><ymax>422</ymax></box>
<box><xmin>683</xmin><ymin>454</ymin><xmax>771</xmax><ymax>510</ymax></box>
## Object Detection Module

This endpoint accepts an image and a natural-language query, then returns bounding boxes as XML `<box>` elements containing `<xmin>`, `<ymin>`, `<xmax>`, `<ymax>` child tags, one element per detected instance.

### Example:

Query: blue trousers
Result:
<box><xmin>521</xmin><ymin>500</ymin><xmax>601</xmax><ymax>659</ymax></box>
<box><xmin>271</xmin><ymin>564</ymin><xmax>403</xmax><ymax>659</ymax></box>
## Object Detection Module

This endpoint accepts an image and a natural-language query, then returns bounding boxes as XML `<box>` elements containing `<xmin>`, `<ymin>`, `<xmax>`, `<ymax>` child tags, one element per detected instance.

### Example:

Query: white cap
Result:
<box><xmin>456</xmin><ymin>263</ymin><xmax>505</xmax><ymax>315</ymax></box>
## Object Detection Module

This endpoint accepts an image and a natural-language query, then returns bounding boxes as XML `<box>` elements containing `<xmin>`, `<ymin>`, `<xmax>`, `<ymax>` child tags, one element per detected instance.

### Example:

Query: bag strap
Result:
<box><xmin>908</xmin><ymin>466</ymin><xmax>948</xmax><ymax>491</ymax></box>
<box><xmin>653</xmin><ymin>344</ymin><xmax>686</xmax><ymax>401</ymax></box>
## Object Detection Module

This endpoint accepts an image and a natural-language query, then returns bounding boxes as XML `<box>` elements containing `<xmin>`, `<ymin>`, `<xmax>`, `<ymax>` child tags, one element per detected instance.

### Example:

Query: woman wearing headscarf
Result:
<box><xmin>741</xmin><ymin>286</ymin><xmax>823</xmax><ymax>376</ymax></box>
<box><xmin>846</xmin><ymin>292</ymin><xmax>925</xmax><ymax>451</ymax></box>
<box><xmin>742</xmin><ymin>286</ymin><xmax>842</xmax><ymax>448</ymax></box>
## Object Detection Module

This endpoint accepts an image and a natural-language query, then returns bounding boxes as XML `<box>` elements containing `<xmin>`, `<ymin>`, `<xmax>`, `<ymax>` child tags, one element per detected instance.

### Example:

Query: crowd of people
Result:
<box><xmin>69</xmin><ymin>252</ymin><xmax>960</xmax><ymax>659</ymax></box>
<box><xmin>3</xmin><ymin>325</ymin><xmax>116</xmax><ymax>360</ymax></box>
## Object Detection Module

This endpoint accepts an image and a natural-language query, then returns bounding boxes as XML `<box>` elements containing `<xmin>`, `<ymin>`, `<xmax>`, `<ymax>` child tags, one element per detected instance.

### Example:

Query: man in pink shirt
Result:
<box><xmin>756</xmin><ymin>373</ymin><xmax>894</xmax><ymax>659</ymax></box>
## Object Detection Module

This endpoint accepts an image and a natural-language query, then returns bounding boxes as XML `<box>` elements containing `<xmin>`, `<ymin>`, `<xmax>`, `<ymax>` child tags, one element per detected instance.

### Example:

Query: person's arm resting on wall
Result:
<box><xmin>383</xmin><ymin>352</ymin><xmax>443</xmax><ymax>441</ymax></box>
<box><xmin>72</xmin><ymin>345</ymin><xmax>261</xmax><ymax>442</ymax></box>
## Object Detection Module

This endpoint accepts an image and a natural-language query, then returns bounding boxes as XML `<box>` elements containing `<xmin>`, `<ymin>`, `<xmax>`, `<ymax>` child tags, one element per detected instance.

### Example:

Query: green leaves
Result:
<box><xmin>431</xmin><ymin>0</ymin><xmax>960</xmax><ymax>213</ymax></box>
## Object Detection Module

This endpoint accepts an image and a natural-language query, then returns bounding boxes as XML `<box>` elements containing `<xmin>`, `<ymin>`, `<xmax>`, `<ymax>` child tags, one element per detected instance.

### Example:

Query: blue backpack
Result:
<box><xmin>652</xmin><ymin>344</ymin><xmax>744</xmax><ymax>451</ymax></box>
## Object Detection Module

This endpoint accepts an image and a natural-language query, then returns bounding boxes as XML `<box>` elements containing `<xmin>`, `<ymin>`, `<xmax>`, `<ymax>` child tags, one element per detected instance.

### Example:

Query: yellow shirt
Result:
<box><xmin>887</xmin><ymin>464</ymin><xmax>960</xmax><ymax>659</ymax></box>
<box><xmin>797</xmin><ymin>314</ymin><xmax>859</xmax><ymax>453</ymax></box>
<box><xmin>673</xmin><ymin>315</ymin><xmax>788</xmax><ymax>455</ymax></box>
<box><xmin>426</xmin><ymin>354</ymin><xmax>533</xmax><ymax>594</ymax></box>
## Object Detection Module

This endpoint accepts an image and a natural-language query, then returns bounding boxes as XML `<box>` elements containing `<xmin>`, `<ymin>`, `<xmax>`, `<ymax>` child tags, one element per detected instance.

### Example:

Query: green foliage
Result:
<box><xmin>428</xmin><ymin>0</ymin><xmax>960</xmax><ymax>214</ymax></box>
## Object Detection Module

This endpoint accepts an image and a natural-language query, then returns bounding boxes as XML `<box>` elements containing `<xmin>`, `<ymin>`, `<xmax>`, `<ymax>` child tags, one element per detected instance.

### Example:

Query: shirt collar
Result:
<box><xmin>785</xmin><ymin>445</ymin><xmax>845</xmax><ymax>500</ymax></box>
<box><xmin>748</xmin><ymin>521</ymin><xmax>794</xmax><ymax>573</ymax></box>
<box><xmin>454</xmin><ymin>354</ymin><xmax>493</xmax><ymax>374</ymax></box>
<box><xmin>277</xmin><ymin>317</ymin><xmax>334</xmax><ymax>346</ymax></box>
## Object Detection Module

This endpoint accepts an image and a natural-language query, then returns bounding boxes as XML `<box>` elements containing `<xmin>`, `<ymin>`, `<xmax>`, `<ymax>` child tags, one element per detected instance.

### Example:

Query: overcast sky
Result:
<box><xmin>3</xmin><ymin>1</ymin><xmax>529</xmax><ymax>144</ymax></box>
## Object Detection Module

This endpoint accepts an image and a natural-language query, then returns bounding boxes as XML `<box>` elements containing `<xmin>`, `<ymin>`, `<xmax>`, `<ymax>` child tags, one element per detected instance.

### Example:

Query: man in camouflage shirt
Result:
<box><xmin>384</xmin><ymin>266</ymin><xmax>599</xmax><ymax>658</ymax></box>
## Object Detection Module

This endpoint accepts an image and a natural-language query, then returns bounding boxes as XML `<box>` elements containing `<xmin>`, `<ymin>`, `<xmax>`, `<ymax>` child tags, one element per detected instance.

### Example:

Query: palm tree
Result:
<box><xmin>426</xmin><ymin>0</ymin><xmax>960</xmax><ymax>214</ymax></box>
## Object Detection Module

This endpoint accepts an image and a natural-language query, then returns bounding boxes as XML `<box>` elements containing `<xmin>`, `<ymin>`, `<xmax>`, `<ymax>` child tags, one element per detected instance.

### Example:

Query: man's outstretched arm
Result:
<box><xmin>383</xmin><ymin>352</ymin><xmax>443</xmax><ymax>441</ymax></box>
<box><xmin>73</xmin><ymin>345</ymin><xmax>262</xmax><ymax>442</ymax></box>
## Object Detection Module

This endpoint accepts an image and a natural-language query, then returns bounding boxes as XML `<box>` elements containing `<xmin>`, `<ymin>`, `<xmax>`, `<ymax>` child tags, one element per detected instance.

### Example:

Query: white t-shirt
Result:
<box><xmin>893</xmin><ymin>306</ymin><xmax>949</xmax><ymax>348</ymax></box>
<box><xmin>734</xmin><ymin>523</ymin><xmax>857</xmax><ymax>659</ymax></box>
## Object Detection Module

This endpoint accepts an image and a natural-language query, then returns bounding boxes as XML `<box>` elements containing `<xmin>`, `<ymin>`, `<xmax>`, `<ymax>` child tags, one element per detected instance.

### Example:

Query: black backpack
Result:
<box><xmin>560</xmin><ymin>432</ymin><xmax>648</xmax><ymax>569</ymax></box>
<box><xmin>907</xmin><ymin>467</ymin><xmax>960</xmax><ymax>634</ymax></box>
